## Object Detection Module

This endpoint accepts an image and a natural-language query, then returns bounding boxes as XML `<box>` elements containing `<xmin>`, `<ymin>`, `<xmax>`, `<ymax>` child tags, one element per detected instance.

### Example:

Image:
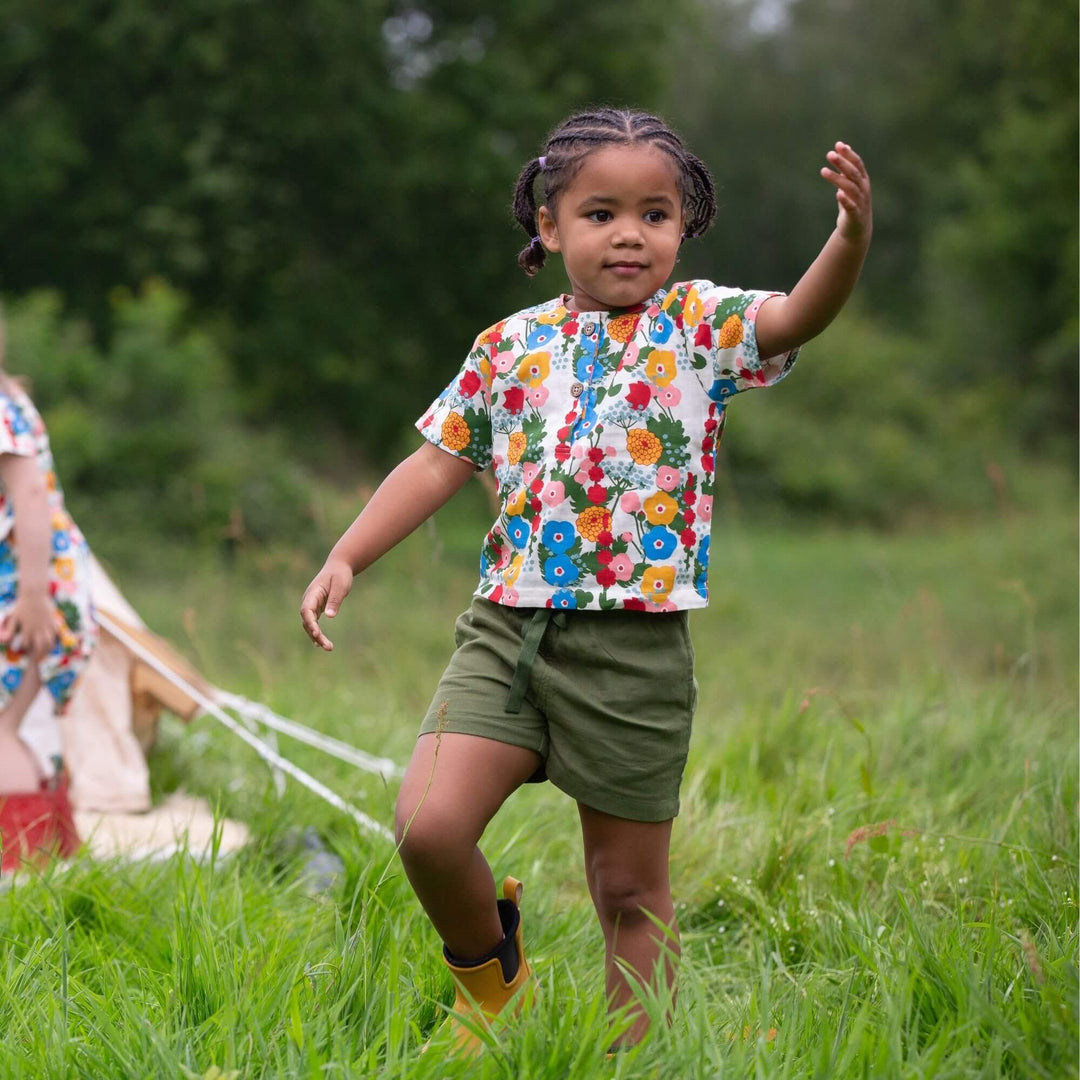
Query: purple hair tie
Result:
<box><xmin>529</xmin><ymin>235</ymin><xmax>543</xmax><ymax>250</ymax></box>
<box><xmin>538</xmin><ymin>156</ymin><xmax>547</xmax><ymax>170</ymax></box>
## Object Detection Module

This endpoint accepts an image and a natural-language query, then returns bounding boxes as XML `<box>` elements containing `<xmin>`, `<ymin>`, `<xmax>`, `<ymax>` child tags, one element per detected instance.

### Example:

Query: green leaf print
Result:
<box><xmin>56</xmin><ymin>598</ymin><xmax>81</xmax><ymax>633</ymax></box>
<box><xmin>646</xmin><ymin>414</ymin><xmax>690</xmax><ymax>469</ymax></box>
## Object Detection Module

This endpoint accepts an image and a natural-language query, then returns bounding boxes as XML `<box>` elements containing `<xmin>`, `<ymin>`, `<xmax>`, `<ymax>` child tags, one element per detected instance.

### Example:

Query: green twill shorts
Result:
<box><xmin>418</xmin><ymin>595</ymin><xmax>698</xmax><ymax>822</ymax></box>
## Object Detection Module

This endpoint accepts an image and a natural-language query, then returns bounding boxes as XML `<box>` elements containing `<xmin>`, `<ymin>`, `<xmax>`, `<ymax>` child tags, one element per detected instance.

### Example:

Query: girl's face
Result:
<box><xmin>537</xmin><ymin>144</ymin><xmax>683</xmax><ymax>313</ymax></box>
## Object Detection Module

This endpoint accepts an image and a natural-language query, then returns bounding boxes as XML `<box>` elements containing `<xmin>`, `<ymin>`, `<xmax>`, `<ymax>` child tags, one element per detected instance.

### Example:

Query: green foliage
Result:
<box><xmin>5</xmin><ymin>283</ymin><xmax>316</xmax><ymax>546</ymax></box>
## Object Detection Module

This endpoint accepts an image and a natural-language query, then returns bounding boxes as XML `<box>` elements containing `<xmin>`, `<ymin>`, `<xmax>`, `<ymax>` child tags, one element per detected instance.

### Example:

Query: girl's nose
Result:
<box><xmin>612</xmin><ymin>221</ymin><xmax>644</xmax><ymax>246</ymax></box>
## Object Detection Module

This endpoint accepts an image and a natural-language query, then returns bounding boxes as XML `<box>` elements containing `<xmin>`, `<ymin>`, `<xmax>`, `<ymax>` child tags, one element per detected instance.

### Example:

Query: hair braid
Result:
<box><xmin>509</xmin><ymin>108</ymin><xmax>719</xmax><ymax>274</ymax></box>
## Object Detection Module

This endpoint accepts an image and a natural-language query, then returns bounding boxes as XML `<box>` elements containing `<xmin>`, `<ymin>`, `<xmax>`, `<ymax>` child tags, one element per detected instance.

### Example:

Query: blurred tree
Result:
<box><xmin>0</xmin><ymin>0</ymin><xmax>680</xmax><ymax>462</ymax></box>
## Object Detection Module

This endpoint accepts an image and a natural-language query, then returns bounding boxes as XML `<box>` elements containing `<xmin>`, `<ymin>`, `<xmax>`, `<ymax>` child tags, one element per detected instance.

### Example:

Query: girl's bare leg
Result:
<box><xmin>578</xmin><ymin>803</ymin><xmax>678</xmax><ymax>1046</ymax></box>
<box><xmin>395</xmin><ymin>732</ymin><xmax>542</xmax><ymax>961</ymax></box>
<box><xmin>0</xmin><ymin>666</ymin><xmax>43</xmax><ymax>792</ymax></box>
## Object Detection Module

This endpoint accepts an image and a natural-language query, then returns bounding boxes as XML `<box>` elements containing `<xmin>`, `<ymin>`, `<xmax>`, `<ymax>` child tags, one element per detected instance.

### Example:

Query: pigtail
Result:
<box><xmin>681</xmin><ymin>153</ymin><xmax>718</xmax><ymax>240</ymax></box>
<box><xmin>512</xmin><ymin>157</ymin><xmax>547</xmax><ymax>276</ymax></box>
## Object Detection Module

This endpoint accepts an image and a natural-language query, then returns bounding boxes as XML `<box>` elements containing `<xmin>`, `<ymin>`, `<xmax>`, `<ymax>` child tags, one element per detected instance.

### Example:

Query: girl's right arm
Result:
<box><xmin>300</xmin><ymin>441</ymin><xmax>478</xmax><ymax>651</ymax></box>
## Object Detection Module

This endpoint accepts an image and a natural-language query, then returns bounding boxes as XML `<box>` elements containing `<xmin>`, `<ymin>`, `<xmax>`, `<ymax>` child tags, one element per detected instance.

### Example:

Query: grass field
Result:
<box><xmin>1</xmin><ymin>493</ymin><xmax>1076</xmax><ymax>1079</ymax></box>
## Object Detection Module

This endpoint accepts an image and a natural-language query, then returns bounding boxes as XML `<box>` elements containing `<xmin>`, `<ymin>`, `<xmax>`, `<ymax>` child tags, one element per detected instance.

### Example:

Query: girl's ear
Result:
<box><xmin>537</xmin><ymin>205</ymin><xmax>560</xmax><ymax>253</ymax></box>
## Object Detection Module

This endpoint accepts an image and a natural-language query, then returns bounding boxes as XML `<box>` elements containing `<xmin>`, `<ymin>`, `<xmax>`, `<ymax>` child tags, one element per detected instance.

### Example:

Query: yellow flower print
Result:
<box><xmin>478</xmin><ymin>321</ymin><xmax>506</xmax><ymax>345</ymax></box>
<box><xmin>718</xmin><ymin>314</ymin><xmax>743</xmax><ymax>349</ymax></box>
<box><xmin>517</xmin><ymin>351</ymin><xmax>551</xmax><ymax>387</ymax></box>
<box><xmin>507</xmin><ymin>431</ymin><xmax>526</xmax><ymax>465</ymax></box>
<box><xmin>645</xmin><ymin>350</ymin><xmax>676</xmax><ymax>387</ymax></box>
<box><xmin>683</xmin><ymin>287</ymin><xmax>703</xmax><ymax>327</ymax></box>
<box><xmin>45</xmin><ymin>471</ymin><xmax>57</xmax><ymax>493</ymax></box>
<box><xmin>505</xmin><ymin>489</ymin><xmax>526</xmax><ymax>516</ymax></box>
<box><xmin>607</xmin><ymin>313</ymin><xmax>638</xmax><ymax>343</ymax></box>
<box><xmin>54</xmin><ymin>556</ymin><xmax>76</xmax><ymax>582</ymax></box>
<box><xmin>643</xmin><ymin>492</ymin><xmax>678</xmax><ymax>525</ymax></box>
<box><xmin>479</xmin><ymin>355</ymin><xmax>492</xmax><ymax>385</ymax></box>
<box><xmin>627</xmin><ymin>429</ymin><xmax>662</xmax><ymax>466</ymax></box>
<box><xmin>504</xmin><ymin>554</ymin><xmax>524</xmax><ymax>586</ymax></box>
<box><xmin>441</xmin><ymin>412</ymin><xmax>471</xmax><ymax>452</ymax></box>
<box><xmin>536</xmin><ymin>306</ymin><xmax>568</xmax><ymax>325</ymax></box>
<box><xmin>642</xmin><ymin>566</ymin><xmax>676</xmax><ymax>603</ymax></box>
<box><xmin>661</xmin><ymin>288</ymin><xmax>679</xmax><ymax>311</ymax></box>
<box><xmin>576</xmin><ymin>506</ymin><xmax>612</xmax><ymax>542</ymax></box>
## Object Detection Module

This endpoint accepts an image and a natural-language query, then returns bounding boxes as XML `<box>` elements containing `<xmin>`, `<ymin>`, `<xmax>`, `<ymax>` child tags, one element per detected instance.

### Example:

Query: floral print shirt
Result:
<box><xmin>416</xmin><ymin>280</ymin><xmax>798</xmax><ymax>612</ymax></box>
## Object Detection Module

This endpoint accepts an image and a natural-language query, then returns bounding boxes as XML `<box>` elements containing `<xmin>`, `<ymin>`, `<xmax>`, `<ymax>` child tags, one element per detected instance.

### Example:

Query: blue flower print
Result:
<box><xmin>506</xmin><ymin>517</ymin><xmax>531</xmax><ymax>549</ymax></box>
<box><xmin>543</xmin><ymin>555</ymin><xmax>580</xmax><ymax>586</ymax></box>
<box><xmin>707</xmin><ymin>379</ymin><xmax>738</xmax><ymax>404</ymax></box>
<box><xmin>0</xmin><ymin>582</ymin><xmax>15</xmax><ymax>604</ymax></box>
<box><xmin>0</xmin><ymin>555</ymin><xmax>15</xmax><ymax>577</ymax></box>
<box><xmin>571</xmin><ymin>408</ymin><xmax>598</xmax><ymax>440</ymax></box>
<box><xmin>695</xmin><ymin>570</ymin><xmax>708</xmax><ymax>599</ymax></box>
<box><xmin>642</xmin><ymin>526</ymin><xmax>678</xmax><ymax>560</ymax></box>
<box><xmin>479</xmin><ymin>548</ymin><xmax>490</xmax><ymax>578</ymax></box>
<box><xmin>9</xmin><ymin>410</ymin><xmax>29</xmax><ymax>435</ymax></box>
<box><xmin>52</xmin><ymin>531</ymin><xmax>70</xmax><ymax>554</ymax></box>
<box><xmin>575</xmin><ymin>354</ymin><xmax>600</xmax><ymax>382</ymax></box>
<box><xmin>526</xmin><ymin>325</ymin><xmax>558</xmax><ymax>349</ymax></box>
<box><xmin>698</xmin><ymin>534</ymin><xmax>710</xmax><ymax>568</ymax></box>
<box><xmin>549</xmin><ymin>590</ymin><xmax>577</xmax><ymax>610</ymax></box>
<box><xmin>47</xmin><ymin>670</ymin><xmax>75</xmax><ymax>703</ymax></box>
<box><xmin>650</xmin><ymin>313</ymin><xmax>674</xmax><ymax>344</ymax></box>
<box><xmin>542</xmin><ymin>520</ymin><xmax>575</xmax><ymax>554</ymax></box>
<box><xmin>2</xmin><ymin>667</ymin><xmax>22</xmax><ymax>692</ymax></box>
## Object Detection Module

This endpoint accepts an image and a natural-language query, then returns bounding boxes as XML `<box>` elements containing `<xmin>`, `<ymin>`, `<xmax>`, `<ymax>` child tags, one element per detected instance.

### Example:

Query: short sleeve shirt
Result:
<box><xmin>416</xmin><ymin>280</ymin><xmax>798</xmax><ymax>612</ymax></box>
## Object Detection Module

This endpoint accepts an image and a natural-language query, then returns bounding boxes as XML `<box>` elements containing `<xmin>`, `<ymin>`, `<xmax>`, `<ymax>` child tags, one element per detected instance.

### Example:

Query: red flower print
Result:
<box><xmin>597</xmin><ymin>530</ymin><xmax>614</xmax><ymax>547</ymax></box>
<box><xmin>626</xmin><ymin>382</ymin><xmax>652</xmax><ymax>412</ymax></box>
<box><xmin>557</xmin><ymin>426</ymin><xmax>571</xmax><ymax>441</ymax></box>
<box><xmin>701</xmin><ymin>454</ymin><xmax>714</xmax><ymax>472</ymax></box>
<box><xmin>597</xmin><ymin>550</ymin><xmax>613</xmax><ymax>565</ymax></box>
<box><xmin>459</xmin><ymin>369</ymin><xmax>482</xmax><ymax>398</ymax></box>
<box><xmin>683</xmin><ymin>508</ymin><xmax>696</xmax><ymax>526</ymax></box>
<box><xmin>694</xmin><ymin>323</ymin><xmax>711</xmax><ymax>348</ymax></box>
<box><xmin>531</xmin><ymin>516</ymin><xmax>542</xmax><ymax>532</ymax></box>
<box><xmin>680</xmin><ymin>528</ymin><xmax>696</xmax><ymax>547</ymax></box>
<box><xmin>596</xmin><ymin>568</ymin><xmax>616</xmax><ymax>589</ymax></box>
<box><xmin>562</xmin><ymin>320</ymin><xmax>579</xmax><ymax>335</ymax></box>
<box><xmin>503</xmin><ymin>387</ymin><xmax>525</xmax><ymax>414</ymax></box>
<box><xmin>489</xmin><ymin>585</ymin><xmax>504</xmax><ymax>603</ymax></box>
<box><xmin>587</xmin><ymin>484</ymin><xmax>607</xmax><ymax>504</ymax></box>
<box><xmin>588</xmin><ymin>466</ymin><xmax>604</xmax><ymax>482</ymax></box>
<box><xmin>530</xmin><ymin>498</ymin><xmax>542</xmax><ymax>513</ymax></box>
<box><xmin>623</xmin><ymin>598</ymin><xmax>647</xmax><ymax>611</ymax></box>
<box><xmin>682</xmin><ymin>490</ymin><xmax>697</xmax><ymax>506</ymax></box>
<box><xmin>588</xmin><ymin>447</ymin><xmax>605</xmax><ymax>464</ymax></box>
<box><xmin>530</xmin><ymin>478</ymin><xmax>544</xmax><ymax>494</ymax></box>
<box><xmin>554</xmin><ymin>444</ymin><xmax>571</xmax><ymax>462</ymax></box>
<box><xmin>702</xmin><ymin>436</ymin><xmax>715</xmax><ymax>453</ymax></box>
<box><xmin>704</xmin><ymin>417</ymin><xmax>718</xmax><ymax>434</ymax></box>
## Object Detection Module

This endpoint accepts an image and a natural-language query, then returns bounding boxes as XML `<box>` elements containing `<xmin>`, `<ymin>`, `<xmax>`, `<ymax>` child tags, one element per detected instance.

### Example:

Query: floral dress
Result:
<box><xmin>417</xmin><ymin>280</ymin><xmax>798</xmax><ymax>612</ymax></box>
<box><xmin>0</xmin><ymin>384</ymin><xmax>96</xmax><ymax>712</ymax></box>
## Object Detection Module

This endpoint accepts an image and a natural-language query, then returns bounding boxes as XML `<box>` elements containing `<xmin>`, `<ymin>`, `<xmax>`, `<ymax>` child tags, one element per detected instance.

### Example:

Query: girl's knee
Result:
<box><xmin>591</xmin><ymin>869</ymin><xmax>671</xmax><ymax>928</ymax></box>
<box><xmin>393</xmin><ymin>796</ymin><xmax>474</xmax><ymax>872</ymax></box>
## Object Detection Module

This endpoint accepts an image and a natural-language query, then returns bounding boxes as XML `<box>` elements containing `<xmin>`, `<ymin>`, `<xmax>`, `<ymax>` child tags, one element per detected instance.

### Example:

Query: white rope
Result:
<box><xmin>95</xmin><ymin>611</ymin><xmax>393</xmax><ymax>841</ymax></box>
<box><xmin>214</xmin><ymin>690</ymin><xmax>403</xmax><ymax>780</ymax></box>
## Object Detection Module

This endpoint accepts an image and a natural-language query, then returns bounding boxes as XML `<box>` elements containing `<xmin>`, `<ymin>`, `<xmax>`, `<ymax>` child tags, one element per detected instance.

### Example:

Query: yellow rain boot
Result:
<box><xmin>434</xmin><ymin>876</ymin><xmax>534</xmax><ymax>1056</ymax></box>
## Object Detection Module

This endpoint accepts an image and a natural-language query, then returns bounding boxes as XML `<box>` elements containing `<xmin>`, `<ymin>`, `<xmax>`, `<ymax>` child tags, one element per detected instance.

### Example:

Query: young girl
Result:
<box><xmin>0</xmin><ymin>313</ymin><xmax>97</xmax><ymax>872</ymax></box>
<box><xmin>301</xmin><ymin>108</ymin><xmax>871</xmax><ymax>1052</ymax></box>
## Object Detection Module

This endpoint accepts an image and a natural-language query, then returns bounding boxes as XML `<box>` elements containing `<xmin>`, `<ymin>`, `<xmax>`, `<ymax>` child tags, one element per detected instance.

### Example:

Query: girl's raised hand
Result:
<box><xmin>821</xmin><ymin>142</ymin><xmax>872</xmax><ymax>245</ymax></box>
<box><xmin>0</xmin><ymin>591</ymin><xmax>59</xmax><ymax>660</ymax></box>
<box><xmin>299</xmin><ymin>557</ymin><xmax>354</xmax><ymax>651</ymax></box>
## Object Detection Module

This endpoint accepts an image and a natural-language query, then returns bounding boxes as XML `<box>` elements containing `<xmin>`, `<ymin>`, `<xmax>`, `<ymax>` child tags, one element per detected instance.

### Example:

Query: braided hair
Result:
<box><xmin>512</xmin><ymin>108</ymin><xmax>717</xmax><ymax>276</ymax></box>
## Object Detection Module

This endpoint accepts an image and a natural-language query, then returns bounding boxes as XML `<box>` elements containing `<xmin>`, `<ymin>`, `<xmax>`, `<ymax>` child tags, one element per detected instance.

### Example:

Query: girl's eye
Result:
<box><xmin>644</xmin><ymin>210</ymin><xmax>667</xmax><ymax>224</ymax></box>
<box><xmin>587</xmin><ymin>210</ymin><xmax>613</xmax><ymax>223</ymax></box>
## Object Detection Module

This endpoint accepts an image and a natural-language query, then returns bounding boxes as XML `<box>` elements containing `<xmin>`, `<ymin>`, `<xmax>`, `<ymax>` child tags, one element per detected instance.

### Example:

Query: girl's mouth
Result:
<box><xmin>607</xmin><ymin>263</ymin><xmax>646</xmax><ymax>277</ymax></box>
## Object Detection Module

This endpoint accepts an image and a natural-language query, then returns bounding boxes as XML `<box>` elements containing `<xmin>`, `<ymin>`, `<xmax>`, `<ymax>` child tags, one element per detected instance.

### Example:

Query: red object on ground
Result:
<box><xmin>0</xmin><ymin>774</ymin><xmax>80</xmax><ymax>874</ymax></box>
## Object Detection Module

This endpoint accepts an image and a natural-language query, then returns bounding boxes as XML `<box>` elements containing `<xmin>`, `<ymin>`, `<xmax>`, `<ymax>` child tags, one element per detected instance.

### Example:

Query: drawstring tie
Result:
<box><xmin>505</xmin><ymin>608</ymin><xmax>568</xmax><ymax>713</ymax></box>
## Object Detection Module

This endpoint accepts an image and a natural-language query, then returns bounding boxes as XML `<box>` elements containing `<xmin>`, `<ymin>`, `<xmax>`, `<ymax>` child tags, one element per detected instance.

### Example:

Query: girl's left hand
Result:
<box><xmin>821</xmin><ymin>142</ymin><xmax>872</xmax><ymax>245</ymax></box>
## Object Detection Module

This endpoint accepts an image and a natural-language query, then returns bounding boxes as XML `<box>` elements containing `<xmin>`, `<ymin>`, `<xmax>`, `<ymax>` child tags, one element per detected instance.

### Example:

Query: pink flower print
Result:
<box><xmin>656</xmin><ymin>466</ymin><xmax>681</xmax><ymax>492</ymax></box>
<box><xmin>527</xmin><ymin>385</ymin><xmax>549</xmax><ymax>408</ymax></box>
<box><xmin>657</xmin><ymin>385</ymin><xmax>681</xmax><ymax>409</ymax></box>
<box><xmin>698</xmin><ymin>495</ymin><xmax>713</xmax><ymax>522</ymax></box>
<box><xmin>645</xmin><ymin>598</ymin><xmax>678</xmax><ymax>613</ymax></box>
<box><xmin>610</xmin><ymin>553</ymin><xmax>635</xmax><ymax>582</ymax></box>
<box><xmin>620</xmin><ymin>492</ymin><xmax>641</xmax><ymax>514</ymax></box>
<box><xmin>570</xmin><ymin>443</ymin><xmax>586</xmax><ymax>460</ymax></box>
<box><xmin>646</xmin><ymin>304</ymin><xmax>661</xmax><ymax>317</ymax></box>
<box><xmin>494</xmin><ymin>547</ymin><xmax>512</xmax><ymax>571</ymax></box>
<box><xmin>541</xmin><ymin>480</ymin><xmax>566</xmax><ymax>507</ymax></box>
<box><xmin>492</xmin><ymin>350</ymin><xmax>516</xmax><ymax>374</ymax></box>
<box><xmin>621</xmin><ymin>342</ymin><xmax>641</xmax><ymax>369</ymax></box>
<box><xmin>620</xmin><ymin>531</ymin><xmax>634</xmax><ymax>543</ymax></box>
<box><xmin>604</xmin><ymin>445</ymin><xmax>617</xmax><ymax>457</ymax></box>
<box><xmin>522</xmin><ymin>462</ymin><xmax>540</xmax><ymax>485</ymax></box>
<box><xmin>503</xmin><ymin>588</ymin><xmax>520</xmax><ymax>606</ymax></box>
<box><xmin>575</xmin><ymin>467</ymin><xmax>591</xmax><ymax>486</ymax></box>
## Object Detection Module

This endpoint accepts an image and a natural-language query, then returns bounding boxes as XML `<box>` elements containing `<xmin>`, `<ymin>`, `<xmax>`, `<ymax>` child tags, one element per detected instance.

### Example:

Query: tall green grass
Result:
<box><xmin>1</xmin><ymin>501</ymin><xmax>1075</xmax><ymax>1078</ymax></box>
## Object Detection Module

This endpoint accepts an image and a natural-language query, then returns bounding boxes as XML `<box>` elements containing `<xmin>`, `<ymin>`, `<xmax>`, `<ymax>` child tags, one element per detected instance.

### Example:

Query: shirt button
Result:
<box><xmin>570</xmin><ymin>381</ymin><xmax>584</xmax><ymax>398</ymax></box>
<box><xmin>582</xmin><ymin>321</ymin><xmax>596</xmax><ymax>336</ymax></box>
